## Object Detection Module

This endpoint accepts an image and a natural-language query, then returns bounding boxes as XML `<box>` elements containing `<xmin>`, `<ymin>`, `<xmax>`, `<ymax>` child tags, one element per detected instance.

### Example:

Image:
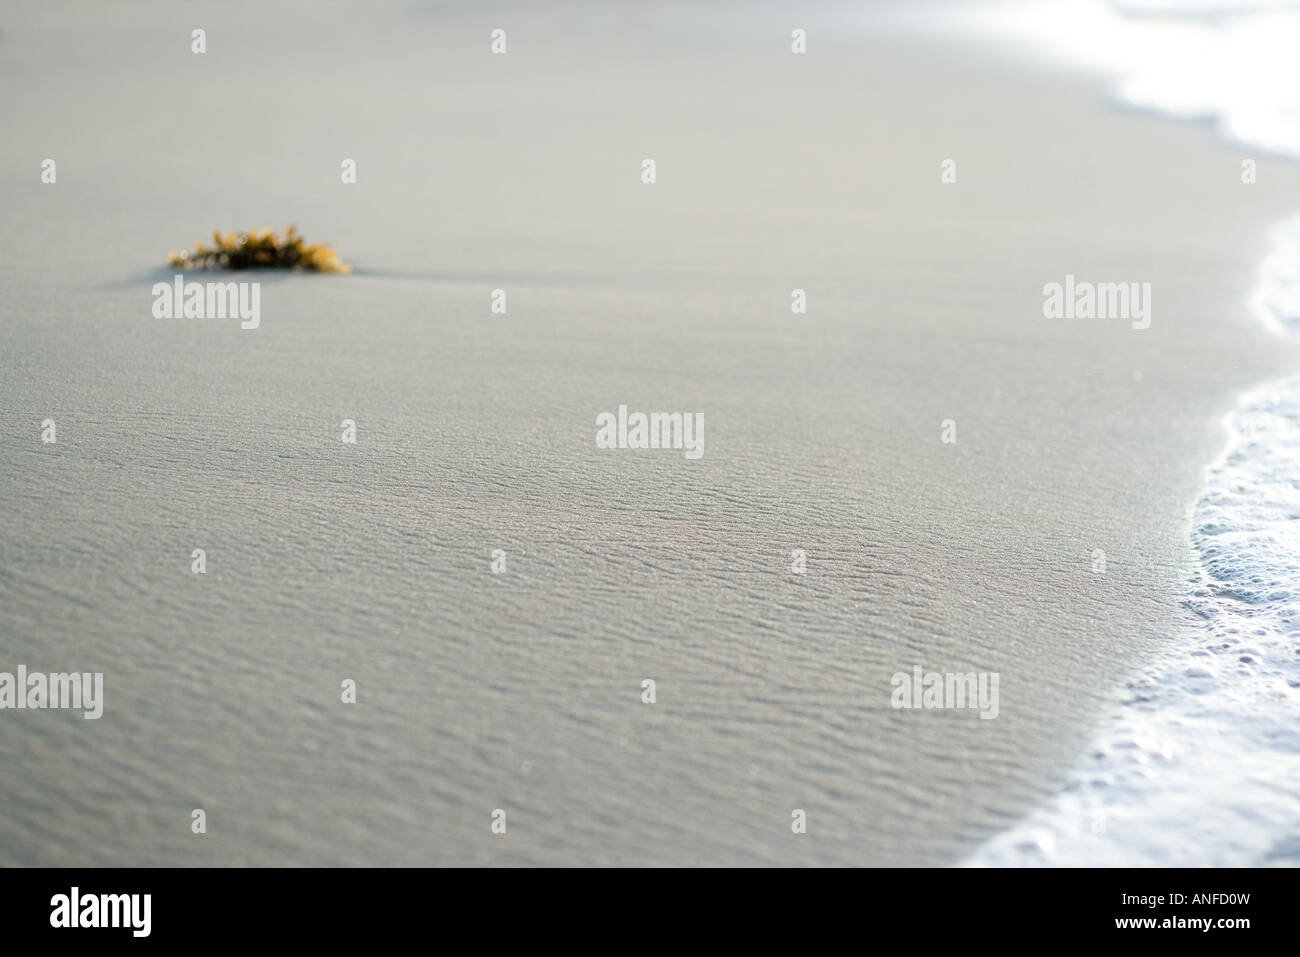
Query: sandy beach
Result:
<box><xmin>3</xmin><ymin>0</ymin><xmax>1299</xmax><ymax>865</ymax></box>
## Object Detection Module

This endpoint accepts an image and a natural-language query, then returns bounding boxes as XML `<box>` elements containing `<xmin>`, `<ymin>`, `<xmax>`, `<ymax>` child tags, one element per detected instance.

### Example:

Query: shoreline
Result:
<box><xmin>969</xmin><ymin>263</ymin><xmax>1300</xmax><ymax>866</ymax></box>
<box><xmin>952</xmin><ymin>0</ymin><xmax>1300</xmax><ymax>866</ymax></box>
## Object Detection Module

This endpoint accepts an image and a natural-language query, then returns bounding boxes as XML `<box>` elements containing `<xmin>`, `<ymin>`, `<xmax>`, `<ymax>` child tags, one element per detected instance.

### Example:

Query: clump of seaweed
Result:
<box><xmin>168</xmin><ymin>226</ymin><xmax>350</xmax><ymax>273</ymax></box>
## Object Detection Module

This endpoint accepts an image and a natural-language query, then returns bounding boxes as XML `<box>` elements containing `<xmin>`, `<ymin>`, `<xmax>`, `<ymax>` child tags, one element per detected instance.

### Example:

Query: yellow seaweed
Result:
<box><xmin>168</xmin><ymin>226</ymin><xmax>351</xmax><ymax>273</ymax></box>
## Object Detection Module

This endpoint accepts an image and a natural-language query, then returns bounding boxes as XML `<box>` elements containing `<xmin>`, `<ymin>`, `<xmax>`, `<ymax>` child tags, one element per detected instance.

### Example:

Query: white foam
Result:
<box><xmin>963</xmin><ymin>2</ymin><xmax>1300</xmax><ymax>866</ymax></box>
<box><xmin>927</xmin><ymin>0</ymin><xmax>1300</xmax><ymax>159</ymax></box>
